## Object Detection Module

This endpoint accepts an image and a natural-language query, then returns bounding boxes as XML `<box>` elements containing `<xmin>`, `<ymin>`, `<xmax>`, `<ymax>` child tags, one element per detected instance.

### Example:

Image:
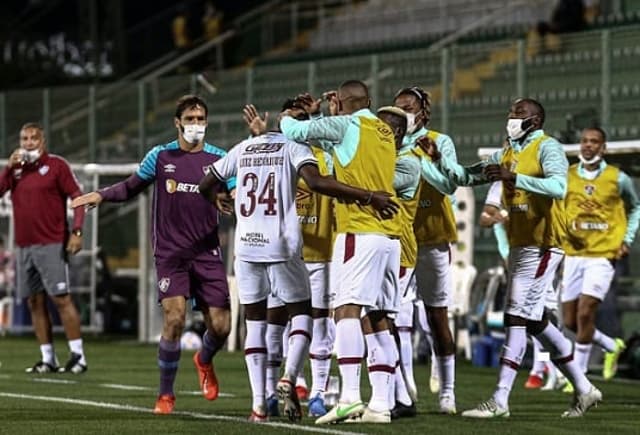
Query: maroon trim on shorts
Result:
<box><xmin>500</xmin><ymin>357</ymin><xmax>520</xmax><ymax>370</ymax></box>
<box><xmin>399</xmin><ymin>266</ymin><xmax>407</xmax><ymax>278</ymax></box>
<box><xmin>244</xmin><ymin>347</ymin><xmax>267</xmax><ymax>355</ymax></box>
<box><xmin>338</xmin><ymin>357</ymin><xmax>362</xmax><ymax>365</ymax></box>
<box><xmin>310</xmin><ymin>353</ymin><xmax>332</xmax><ymax>361</ymax></box>
<box><xmin>367</xmin><ymin>364</ymin><xmax>395</xmax><ymax>374</ymax></box>
<box><xmin>448</xmin><ymin>245</ymin><xmax>452</xmax><ymax>265</ymax></box>
<box><xmin>552</xmin><ymin>353</ymin><xmax>574</xmax><ymax>365</ymax></box>
<box><xmin>534</xmin><ymin>250</ymin><xmax>552</xmax><ymax>278</ymax></box>
<box><xmin>397</xmin><ymin>326</ymin><xmax>413</xmax><ymax>333</ymax></box>
<box><xmin>344</xmin><ymin>233</ymin><xmax>356</xmax><ymax>263</ymax></box>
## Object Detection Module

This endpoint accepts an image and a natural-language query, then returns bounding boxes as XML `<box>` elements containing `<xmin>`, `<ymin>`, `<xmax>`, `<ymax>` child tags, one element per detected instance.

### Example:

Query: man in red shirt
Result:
<box><xmin>0</xmin><ymin>122</ymin><xmax>87</xmax><ymax>373</ymax></box>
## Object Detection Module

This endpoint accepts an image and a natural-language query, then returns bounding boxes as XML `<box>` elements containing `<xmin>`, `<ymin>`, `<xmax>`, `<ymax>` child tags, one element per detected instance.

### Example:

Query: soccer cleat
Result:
<box><xmin>461</xmin><ymin>398</ymin><xmax>510</xmax><ymax>418</ymax></box>
<box><xmin>524</xmin><ymin>373</ymin><xmax>544</xmax><ymax>389</ymax></box>
<box><xmin>248</xmin><ymin>409</ymin><xmax>268</xmax><ymax>423</ymax></box>
<box><xmin>25</xmin><ymin>361</ymin><xmax>59</xmax><ymax>374</ymax></box>
<box><xmin>192</xmin><ymin>351</ymin><xmax>219</xmax><ymax>400</ymax></box>
<box><xmin>153</xmin><ymin>394</ymin><xmax>176</xmax><ymax>415</ymax></box>
<box><xmin>561</xmin><ymin>386</ymin><xmax>602</xmax><ymax>418</ymax></box>
<box><xmin>266</xmin><ymin>394</ymin><xmax>280</xmax><ymax>417</ymax></box>
<box><xmin>603</xmin><ymin>338</ymin><xmax>626</xmax><ymax>381</ymax></box>
<box><xmin>346</xmin><ymin>406</ymin><xmax>391</xmax><ymax>424</ymax></box>
<box><xmin>295</xmin><ymin>384</ymin><xmax>309</xmax><ymax>401</ymax></box>
<box><xmin>58</xmin><ymin>353</ymin><xmax>87</xmax><ymax>374</ymax></box>
<box><xmin>562</xmin><ymin>381</ymin><xmax>575</xmax><ymax>394</ymax></box>
<box><xmin>308</xmin><ymin>394</ymin><xmax>328</xmax><ymax>417</ymax></box>
<box><xmin>390</xmin><ymin>401</ymin><xmax>417</xmax><ymax>419</ymax></box>
<box><xmin>315</xmin><ymin>401</ymin><xmax>365</xmax><ymax>424</ymax></box>
<box><xmin>438</xmin><ymin>394</ymin><xmax>457</xmax><ymax>415</ymax></box>
<box><xmin>277</xmin><ymin>378</ymin><xmax>302</xmax><ymax>422</ymax></box>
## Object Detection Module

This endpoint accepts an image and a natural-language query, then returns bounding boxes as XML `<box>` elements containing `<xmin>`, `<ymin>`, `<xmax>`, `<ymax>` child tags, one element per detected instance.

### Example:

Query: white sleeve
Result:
<box><xmin>288</xmin><ymin>141</ymin><xmax>318</xmax><ymax>173</ymax></box>
<box><xmin>485</xmin><ymin>181</ymin><xmax>503</xmax><ymax>209</ymax></box>
<box><xmin>210</xmin><ymin>144</ymin><xmax>240</xmax><ymax>180</ymax></box>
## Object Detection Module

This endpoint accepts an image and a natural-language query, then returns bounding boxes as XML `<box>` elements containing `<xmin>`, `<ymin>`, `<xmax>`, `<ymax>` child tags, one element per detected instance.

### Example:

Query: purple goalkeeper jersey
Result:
<box><xmin>135</xmin><ymin>140</ymin><xmax>235</xmax><ymax>257</ymax></box>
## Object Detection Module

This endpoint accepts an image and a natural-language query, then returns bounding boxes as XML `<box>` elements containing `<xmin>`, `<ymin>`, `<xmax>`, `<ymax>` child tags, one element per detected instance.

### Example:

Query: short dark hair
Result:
<box><xmin>584</xmin><ymin>126</ymin><xmax>607</xmax><ymax>142</ymax></box>
<box><xmin>338</xmin><ymin>79</ymin><xmax>369</xmax><ymax>96</ymax></box>
<box><xmin>281</xmin><ymin>98</ymin><xmax>309</xmax><ymax>120</ymax></box>
<box><xmin>175</xmin><ymin>95</ymin><xmax>208</xmax><ymax>119</ymax></box>
<box><xmin>20</xmin><ymin>122</ymin><xmax>44</xmax><ymax>132</ymax></box>
<box><xmin>515</xmin><ymin>98</ymin><xmax>545</xmax><ymax>124</ymax></box>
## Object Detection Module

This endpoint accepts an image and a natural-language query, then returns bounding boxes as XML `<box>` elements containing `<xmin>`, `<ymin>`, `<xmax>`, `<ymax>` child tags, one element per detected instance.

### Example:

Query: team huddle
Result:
<box><xmin>66</xmin><ymin>79</ymin><xmax>637</xmax><ymax>423</ymax></box>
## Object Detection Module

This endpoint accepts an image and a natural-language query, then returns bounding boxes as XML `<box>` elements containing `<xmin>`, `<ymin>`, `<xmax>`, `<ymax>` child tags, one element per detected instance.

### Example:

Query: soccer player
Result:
<box><xmin>422</xmin><ymin>98</ymin><xmax>602</xmax><ymax>418</ymax></box>
<box><xmin>394</xmin><ymin>86</ymin><xmax>458</xmax><ymax>413</ymax></box>
<box><xmin>71</xmin><ymin>95</ymin><xmax>233</xmax><ymax>415</ymax></box>
<box><xmin>377</xmin><ymin>105</ymin><xmax>421</xmax><ymax>419</ymax></box>
<box><xmin>0</xmin><ymin>122</ymin><xmax>87</xmax><ymax>374</ymax></box>
<box><xmin>281</xmin><ymin>80</ymin><xmax>402</xmax><ymax>424</ymax></box>
<box><xmin>562</xmin><ymin>127</ymin><xmax>639</xmax><ymax>380</ymax></box>
<box><xmin>200</xmin><ymin>100</ymin><xmax>398</xmax><ymax>422</ymax></box>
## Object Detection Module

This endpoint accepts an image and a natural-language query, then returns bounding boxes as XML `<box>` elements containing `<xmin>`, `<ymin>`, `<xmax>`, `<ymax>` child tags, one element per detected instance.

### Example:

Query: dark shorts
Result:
<box><xmin>155</xmin><ymin>248</ymin><xmax>230</xmax><ymax>310</ymax></box>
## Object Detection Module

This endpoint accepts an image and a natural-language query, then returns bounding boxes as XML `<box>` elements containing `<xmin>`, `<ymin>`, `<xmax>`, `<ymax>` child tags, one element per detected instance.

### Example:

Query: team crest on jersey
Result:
<box><xmin>39</xmin><ymin>165</ymin><xmax>49</xmax><ymax>176</ymax></box>
<box><xmin>584</xmin><ymin>184</ymin><xmax>596</xmax><ymax>195</ymax></box>
<box><xmin>159</xmin><ymin>278</ymin><xmax>171</xmax><ymax>293</ymax></box>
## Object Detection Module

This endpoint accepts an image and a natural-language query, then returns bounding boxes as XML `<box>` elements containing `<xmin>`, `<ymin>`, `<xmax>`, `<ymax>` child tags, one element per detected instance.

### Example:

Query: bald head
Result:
<box><xmin>337</xmin><ymin>80</ymin><xmax>370</xmax><ymax>114</ymax></box>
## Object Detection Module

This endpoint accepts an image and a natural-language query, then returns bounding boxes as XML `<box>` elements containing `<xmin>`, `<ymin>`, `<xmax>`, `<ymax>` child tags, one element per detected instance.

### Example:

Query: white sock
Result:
<box><xmin>40</xmin><ymin>343</ymin><xmax>57</xmax><ymax>366</ymax></box>
<box><xmin>310</xmin><ymin>317</ymin><xmax>333</xmax><ymax>398</ymax></box>
<box><xmin>265</xmin><ymin>323</ymin><xmax>284</xmax><ymax>398</ymax></box>
<box><xmin>394</xmin><ymin>360</ymin><xmax>413</xmax><ymax>406</ymax></box>
<box><xmin>530</xmin><ymin>336</ymin><xmax>545</xmax><ymax>376</ymax></box>
<box><xmin>535</xmin><ymin>323</ymin><xmax>592</xmax><ymax>395</ymax></box>
<box><xmin>244</xmin><ymin>320</ymin><xmax>267</xmax><ymax>411</ymax></box>
<box><xmin>397</xmin><ymin>328</ymin><xmax>417</xmax><ymax>395</ymax></box>
<box><xmin>283</xmin><ymin>314</ymin><xmax>312</xmax><ymax>381</ymax></box>
<box><xmin>282</xmin><ymin>321</ymin><xmax>291</xmax><ymax>359</ymax></box>
<box><xmin>437</xmin><ymin>354</ymin><xmax>456</xmax><ymax>398</ymax></box>
<box><xmin>335</xmin><ymin>318</ymin><xmax>364</xmax><ymax>404</ymax></box>
<box><xmin>68</xmin><ymin>339</ymin><xmax>86</xmax><ymax>365</ymax></box>
<box><xmin>592</xmin><ymin>329</ymin><xmax>616</xmax><ymax>352</ymax></box>
<box><xmin>574</xmin><ymin>342</ymin><xmax>592</xmax><ymax>374</ymax></box>
<box><xmin>365</xmin><ymin>331</ymin><xmax>394</xmax><ymax>413</ymax></box>
<box><xmin>492</xmin><ymin>326</ymin><xmax>526</xmax><ymax>409</ymax></box>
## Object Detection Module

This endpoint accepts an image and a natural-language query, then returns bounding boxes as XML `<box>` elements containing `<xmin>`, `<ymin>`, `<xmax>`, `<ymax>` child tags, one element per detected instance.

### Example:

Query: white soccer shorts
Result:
<box><xmin>306</xmin><ymin>261</ymin><xmax>332</xmax><ymax>309</ymax></box>
<box><xmin>415</xmin><ymin>243</ymin><xmax>452</xmax><ymax>308</ymax></box>
<box><xmin>561</xmin><ymin>255</ymin><xmax>615</xmax><ymax>303</ymax></box>
<box><xmin>506</xmin><ymin>246</ymin><xmax>564</xmax><ymax>321</ymax></box>
<box><xmin>331</xmin><ymin>233</ymin><xmax>400</xmax><ymax>312</ymax></box>
<box><xmin>234</xmin><ymin>256</ymin><xmax>310</xmax><ymax>305</ymax></box>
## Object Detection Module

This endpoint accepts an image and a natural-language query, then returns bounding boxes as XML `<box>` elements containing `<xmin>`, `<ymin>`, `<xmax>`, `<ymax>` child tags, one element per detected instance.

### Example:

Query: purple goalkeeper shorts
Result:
<box><xmin>155</xmin><ymin>248</ymin><xmax>230</xmax><ymax>310</ymax></box>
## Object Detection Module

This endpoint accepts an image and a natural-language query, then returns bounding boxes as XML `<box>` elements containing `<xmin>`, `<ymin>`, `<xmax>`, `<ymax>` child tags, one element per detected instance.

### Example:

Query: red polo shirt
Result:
<box><xmin>0</xmin><ymin>152</ymin><xmax>85</xmax><ymax>247</ymax></box>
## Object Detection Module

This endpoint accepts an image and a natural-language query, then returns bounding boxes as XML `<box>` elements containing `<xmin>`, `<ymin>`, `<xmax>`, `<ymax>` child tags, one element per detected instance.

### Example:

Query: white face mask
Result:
<box><xmin>20</xmin><ymin>148</ymin><xmax>42</xmax><ymax>163</ymax></box>
<box><xmin>578</xmin><ymin>153</ymin><xmax>602</xmax><ymax>165</ymax></box>
<box><xmin>182</xmin><ymin>124</ymin><xmax>206</xmax><ymax>144</ymax></box>
<box><xmin>506</xmin><ymin>117</ymin><xmax>534</xmax><ymax>140</ymax></box>
<box><xmin>405</xmin><ymin>112</ymin><xmax>419</xmax><ymax>135</ymax></box>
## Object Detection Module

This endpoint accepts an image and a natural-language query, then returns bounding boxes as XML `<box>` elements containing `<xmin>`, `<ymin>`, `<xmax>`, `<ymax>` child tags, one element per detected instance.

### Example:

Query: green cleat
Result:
<box><xmin>603</xmin><ymin>338</ymin><xmax>626</xmax><ymax>381</ymax></box>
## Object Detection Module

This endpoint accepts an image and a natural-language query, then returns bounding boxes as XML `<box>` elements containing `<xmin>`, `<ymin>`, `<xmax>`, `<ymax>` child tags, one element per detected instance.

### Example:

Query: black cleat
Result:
<box><xmin>58</xmin><ymin>352</ymin><xmax>87</xmax><ymax>374</ymax></box>
<box><xmin>391</xmin><ymin>401</ymin><xmax>417</xmax><ymax>420</ymax></box>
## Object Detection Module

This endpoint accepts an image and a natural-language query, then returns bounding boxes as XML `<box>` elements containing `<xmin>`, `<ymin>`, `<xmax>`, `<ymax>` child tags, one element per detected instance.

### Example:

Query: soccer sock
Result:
<box><xmin>158</xmin><ymin>337</ymin><xmax>181</xmax><ymax>396</ymax></box>
<box><xmin>265</xmin><ymin>323</ymin><xmax>284</xmax><ymax>398</ymax></box>
<box><xmin>574</xmin><ymin>342</ymin><xmax>592</xmax><ymax>374</ymax></box>
<box><xmin>535</xmin><ymin>322</ymin><xmax>592</xmax><ymax>395</ymax></box>
<box><xmin>365</xmin><ymin>330</ymin><xmax>394</xmax><ymax>413</ymax></box>
<box><xmin>397</xmin><ymin>327</ymin><xmax>417</xmax><ymax>395</ymax></box>
<box><xmin>437</xmin><ymin>354</ymin><xmax>456</xmax><ymax>398</ymax></box>
<box><xmin>40</xmin><ymin>343</ymin><xmax>57</xmax><ymax>366</ymax></box>
<box><xmin>68</xmin><ymin>338</ymin><xmax>86</xmax><ymax>365</ymax></box>
<box><xmin>394</xmin><ymin>347</ymin><xmax>413</xmax><ymax>406</ymax></box>
<box><xmin>492</xmin><ymin>326</ymin><xmax>526</xmax><ymax>409</ymax></box>
<box><xmin>335</xmin><ymin>318</ymin><xmax>364</xmax><ymax>404</ymax></box>
<box><xmin>198</xmin><ymin>330</ymin><xmax>222</xmax><ymax>365</ymax></box>
<box><xmin>592</xmin><ymin>329</ymin><xmax>616</xmax><ymax>352</ymax></box>
<box><xmin>245</xmin><ymin>320</ymin><xmax>267</xmax><ymax>411</ymax></box>
<box><xmin>283</xmin><ymin>314</ymin><xmax>312</xmax><ymax>381</ymax></box>
<box><xmin>309</xmin><ymin>317</ymin><xmax>333</xmax><ymax>398</ymax></box>
<box><xmin>281</xmin><ymin>321</ymin><xmax>291</xmax><ymax>359</ymax></box>
<box><xmin>530</xmin><ymin>336</ymin><xmax>545</xmax><ymax>376</ymax></box>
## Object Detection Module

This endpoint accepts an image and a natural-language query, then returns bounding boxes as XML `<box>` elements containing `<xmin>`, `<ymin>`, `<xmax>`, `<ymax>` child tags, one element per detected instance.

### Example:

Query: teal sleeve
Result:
<box><xmin>281</xmin><ymin>115</ymin><xmax>350</xmax><ymax>144</ymax></box>
<box><xmin>493</xmin><ymin>222</ymin><xmax>510</xmax><ymax>260</ymax></box>
<box><xmin>394</xmin><ymin>155</ymin><xmax>421</xmax><ymax>200</ymax></box>
<box><xmin>309</xmin><ymin>113</ymin><xmax>337</xmax><ymax>152</ymax></box>
<box><xmin>436</xmin><ymin>149</ymin><xmax>503</xmax><ymax>187</ymax></box>
<box><xmin>618</xmin><ymin>171</ymin><xmax>640</xmax><ymax>245</ymax></box>
<box><xmin>514</xmin><ymin>139</ymin><xmax>568</xmax><ymax>199</ymax></box>
<box><xmin>421</xmin><ymin>158</ymin><xmax>457</xmax><ymax>194</ymax></box>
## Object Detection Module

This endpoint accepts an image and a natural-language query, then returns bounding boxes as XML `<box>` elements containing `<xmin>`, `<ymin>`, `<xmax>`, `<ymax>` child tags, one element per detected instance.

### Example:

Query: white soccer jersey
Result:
<box><xmin>211</xmin><ymin>132</ymin><xmax>317</xmax><ymax>262</ymax></box>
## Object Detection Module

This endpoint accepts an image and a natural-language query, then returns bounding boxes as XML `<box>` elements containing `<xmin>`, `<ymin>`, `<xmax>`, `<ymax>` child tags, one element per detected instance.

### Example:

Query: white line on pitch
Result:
<box><xmin>0</xmin><ymin>392</ymin><xmax>364</xmax><ymax>435</ymax></box>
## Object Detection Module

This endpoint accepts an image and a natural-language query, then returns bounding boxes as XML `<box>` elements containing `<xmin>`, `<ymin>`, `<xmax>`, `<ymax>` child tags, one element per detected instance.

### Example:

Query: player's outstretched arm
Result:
<box><xmin>70</xmin><ymin>192</ymin><xmax>103</xmax><ymax>210</ymax></box>
<box><xmin>299</xmin><ymin>164</ymin><xmax>399</xmax><ymax>218</ymax></box>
